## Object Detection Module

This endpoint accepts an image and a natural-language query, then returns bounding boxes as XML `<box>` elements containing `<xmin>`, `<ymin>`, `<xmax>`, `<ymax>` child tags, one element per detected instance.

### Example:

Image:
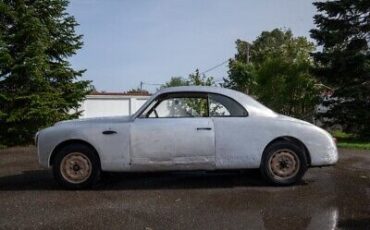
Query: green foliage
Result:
<box><xmin>254</xmin><ymin>58</ymin><xmax>318</xmax><ymax>119</ymax></box>
<box><xmin>188</xmin><ymin>69</ymin><xmax>215</xmax><ymax>86</ymax></box>
<box><xmin>0</xmin><ymin>0</ymin><xmax>90</xmax><ymax>146</ymax></box>
<box><xmin>331</xmin><ymin>130</ymin><xmax>370</xmax><ymax>150</ymax></box>
<box><xmin>331</xmin><ymin>130</ymin><xmax>354</xmax><ymax>140</ymax></box>
<box><xmin>162</xmin><ymin>69</ymin><xmax>215</xmax><ymax>116</ymax></box>
<box><xmin>224</xmin><ymin>29</ymin><xmax>319</xmax><ymax>119</ymax></box>
<box><xmin>223</xmin><ymin>59</ymin><xmax>256</xmax><ymax>94</ymax></box>
<box><xmin>336</xmin><ymin>142</ymin><xmax>370</xmax><ymax>150</ymax></box>
<box><xmin>162</xmin><ymin>76</ymin><xmax>189</xmax><ymax>88</ymax></box>
<box><xmin>162</xmin><ymin>69</ymin><xmax>215</xmax><ymax>88</ymax></box>
<box><xmin>310</xmin><ymin>0</ymin><xmax>370</xmax><ymax>138</ymax></box>
<box><xmin>126</xmin><ymin>88</ymin><xmax>150</xmax><ymax>95</ymax></box>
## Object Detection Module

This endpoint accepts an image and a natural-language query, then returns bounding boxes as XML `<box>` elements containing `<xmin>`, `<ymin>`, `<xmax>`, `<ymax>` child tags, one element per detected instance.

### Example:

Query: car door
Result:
<box><xmin>208</xmin><ymin>93</ymin><xmax>259</xmax><ymax>169</ymax></box>
<box><xmin>130</xmin><ymin>92</ymin><xmax>216</xmax><ymax>171</ymax></box>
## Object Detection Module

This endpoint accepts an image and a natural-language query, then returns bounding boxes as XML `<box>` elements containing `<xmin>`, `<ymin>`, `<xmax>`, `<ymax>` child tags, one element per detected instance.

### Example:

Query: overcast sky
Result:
<box><xmin>67</xmin><ymin>0</ymin><xmax>316</xmax><ymax>92</ymax></box>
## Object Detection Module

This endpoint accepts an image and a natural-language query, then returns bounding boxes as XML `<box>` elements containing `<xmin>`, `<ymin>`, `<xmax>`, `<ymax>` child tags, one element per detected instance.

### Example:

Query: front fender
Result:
<box><xmin>37</xmin><ymin>126</ymin><xmax>98</xmax><ymax>168</ymax></box>
<box><xmin>37</xmin><ymin>123</ymin><xmax>131</xmax><ymax>171</ymax></box>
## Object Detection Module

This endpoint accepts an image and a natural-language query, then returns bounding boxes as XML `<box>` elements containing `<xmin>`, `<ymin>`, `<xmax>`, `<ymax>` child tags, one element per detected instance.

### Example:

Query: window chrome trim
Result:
<box><xmin>136</xmin><ymin>91</ymin><xmax>248</xmax><ymax>119</ymax></box>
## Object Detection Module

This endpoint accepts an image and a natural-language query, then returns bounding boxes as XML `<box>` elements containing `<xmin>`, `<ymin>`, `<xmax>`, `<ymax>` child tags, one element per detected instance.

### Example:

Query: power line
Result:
<box><xmin>141</xmin><ymin>82</ymin><xmax>163</xmax><ymax>86</ymax></box>
<box><xmin>140</xmin><ymin>81</ymin><xmax>163</xmax><ymax>90</ymax></box>
<box><xmin>139</xmin><ymin>59</ymin><xmax>230</xmax><ymax>90</ymax></box>
<box><xmin>200</xmin><ymin>59</ymin><xmax>229</xmax><ymax>75</ymax></box>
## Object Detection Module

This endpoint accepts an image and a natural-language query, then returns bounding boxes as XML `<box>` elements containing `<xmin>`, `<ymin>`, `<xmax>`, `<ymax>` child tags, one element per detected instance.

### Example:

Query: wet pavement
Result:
<box><xmin>0</xmin><ymin>146</ymin><xmax>369</xmax><ymax>229</ymax></box>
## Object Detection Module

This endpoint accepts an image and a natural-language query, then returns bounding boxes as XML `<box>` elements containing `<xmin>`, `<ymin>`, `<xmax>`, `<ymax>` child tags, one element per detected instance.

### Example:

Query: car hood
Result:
<box><xmin>54</xmin><ymin>116</ymin><xmax>132</xmax><ymax>127</ymax></box>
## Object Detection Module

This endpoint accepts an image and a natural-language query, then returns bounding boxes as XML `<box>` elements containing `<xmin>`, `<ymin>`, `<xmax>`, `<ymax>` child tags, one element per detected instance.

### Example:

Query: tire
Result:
<box><xmin>260</xmin><ymin>141</ymin><xmax>308</xmax><ymax>185</ymax></box>
<box><xmin>52</xmin><ymin>143</ymin><xmax>101</xmax><ymax>189</ymax></box>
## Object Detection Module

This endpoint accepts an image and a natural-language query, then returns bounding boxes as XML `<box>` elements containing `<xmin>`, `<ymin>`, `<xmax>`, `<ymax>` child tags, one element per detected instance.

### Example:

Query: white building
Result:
<box><xmin>78</xmin><ymin>92</ymin><xmax>150</xmax><ymax>118</ymax></box>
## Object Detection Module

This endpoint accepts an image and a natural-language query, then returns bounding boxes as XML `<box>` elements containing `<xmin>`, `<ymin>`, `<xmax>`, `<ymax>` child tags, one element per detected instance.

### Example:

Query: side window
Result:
<box><xmin>140</xmin><ymin>99</ymin><xmax>158</xmax><ymax>118</ymax></box>
<box><xmin>143</xmin><ymin>94</ymin><xmax>208</xmax><ymax>118</ymax></box>
<box><xmin>209</xmin><ymin>94</ymin><xmax>247</xmax><ymax>117</ymax></box>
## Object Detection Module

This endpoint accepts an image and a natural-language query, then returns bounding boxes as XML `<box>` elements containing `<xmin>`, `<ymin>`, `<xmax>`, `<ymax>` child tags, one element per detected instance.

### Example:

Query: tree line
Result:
<box><xmin>164</xmin><ymin>0</ymin><xmax>370</xmax><ymax>139</ymax></box>
<box><xmin>0</xmin><ymin>0</ymin><xmax>369</xmax><ymax>146</ymax></box>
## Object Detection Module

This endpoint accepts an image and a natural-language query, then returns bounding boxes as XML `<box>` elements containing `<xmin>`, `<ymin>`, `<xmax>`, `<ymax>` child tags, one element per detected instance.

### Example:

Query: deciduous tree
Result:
<box><xmin>225</xmin><ymin>29</ymin><xmax>319</xmax><ymax>119</ymax></box>
<box><xmin>162</xmin><ymin>69</ymin><xmax>215</xmax><ymax>88</ymax></box>
<box><xmin>0</xmin><ymin>0</ymin><xmax>90</xmax><ymax>145</ymax></box>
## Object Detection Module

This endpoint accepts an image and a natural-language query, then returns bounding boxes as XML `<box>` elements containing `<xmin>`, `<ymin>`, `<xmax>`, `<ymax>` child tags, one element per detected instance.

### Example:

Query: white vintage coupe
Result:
<box><xmin>35</xmin><ymin>86</ymin><xmax>338</xmax><ymax>189</ymax></box>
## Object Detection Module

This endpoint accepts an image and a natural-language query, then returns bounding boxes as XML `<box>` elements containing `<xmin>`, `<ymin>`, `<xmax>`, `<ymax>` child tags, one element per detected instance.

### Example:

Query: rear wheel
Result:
<box><xmin>260</xmin><ymin>141</ymin><xmax>308</xmax><ymax>185</ymax></box>
<box><xmin>53</xmin><ymin>144</ymin><xmax>101</xmax><ymax>189</ymax></box>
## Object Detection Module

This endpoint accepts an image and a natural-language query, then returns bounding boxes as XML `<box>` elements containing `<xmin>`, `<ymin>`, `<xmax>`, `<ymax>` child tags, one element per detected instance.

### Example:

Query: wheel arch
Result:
<box><xmin>49</xmin><ymin>139</ymin><xmax>101</xmax><ymax>167</ymax></box>
<box><xmin>262</xmin><ymin>136</ymin><xmax>311</xmax><ymax>166</ymax></box>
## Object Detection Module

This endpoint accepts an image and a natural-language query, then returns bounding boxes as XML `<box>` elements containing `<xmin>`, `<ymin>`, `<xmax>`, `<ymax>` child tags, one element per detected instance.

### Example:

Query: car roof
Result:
<box><xmin>134</xmin><ymin>86</ymin><xmax>276</xmax><ymax>117</ymax></box>
<box><xmin>156</xmin><ymin>86</ymin><xmax>258</xmax><ymax>103</ymax></box>
<box><xmin>157</xmin><ymin>86</ymin><xmax>241</xmax><ymax>96</ymax></box>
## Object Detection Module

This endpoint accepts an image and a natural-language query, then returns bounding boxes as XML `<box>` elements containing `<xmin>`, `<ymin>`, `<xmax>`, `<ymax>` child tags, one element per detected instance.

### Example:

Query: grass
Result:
<box><xmin>331</xmin><ymin>130</ymin><xmax>370</xmax><ymax>150</ymax></box>
<box><xmin>336</xmin><ymin>142</ymin><xmax>370</xmax><ymax>150</ymax></box>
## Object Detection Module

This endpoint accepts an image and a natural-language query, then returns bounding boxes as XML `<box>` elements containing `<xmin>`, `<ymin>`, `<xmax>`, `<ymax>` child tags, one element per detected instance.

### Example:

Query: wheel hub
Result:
<box><xmin>60</xmin><ymin>152</ymin><xmax>92</xmax><ymax>184</ymax></box>
<box><xmin>73</xmin><ymin>164</ymin><xmax>80</xmax><ymax>171</ymax></box>
<box><xmin>269</xmin><ymin>149</ymin><xmax>300</xmax><ymax>179</ymax></box>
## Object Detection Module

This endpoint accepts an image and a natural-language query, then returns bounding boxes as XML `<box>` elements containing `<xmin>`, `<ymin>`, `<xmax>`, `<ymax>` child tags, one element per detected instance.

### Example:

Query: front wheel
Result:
<box><xmin>53</xmin><ymin>144</ymin><xmax>101</xmax><ymax>189</ymax></box>
<box><xmin>260</xmin><ymin>141</ymin><xmax>308</xmax><ymax>185</ymax></box>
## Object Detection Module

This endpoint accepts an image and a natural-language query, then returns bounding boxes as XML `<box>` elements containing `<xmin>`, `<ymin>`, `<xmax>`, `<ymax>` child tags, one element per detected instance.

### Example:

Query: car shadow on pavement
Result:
<box><xmin>0</xmin><ymin>169</ymin><xmax>308</xmax><ymax>191</ymax></box>
<box><xmin>0</xmin><ymin>170</ymin><xmax>59</xmax><ymax>190</ymax></box>
<box><xmin>337</xmin><ymin>218</ymin><xmax>370</xmax><ymax>229</ymax></box>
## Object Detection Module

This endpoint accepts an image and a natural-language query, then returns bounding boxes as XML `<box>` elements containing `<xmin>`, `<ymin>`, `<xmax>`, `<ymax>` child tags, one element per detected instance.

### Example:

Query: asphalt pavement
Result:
<box><xmin>0</xmin><ymin>146</ymin><xmax>369</xmax><ymax>230</ymax></box>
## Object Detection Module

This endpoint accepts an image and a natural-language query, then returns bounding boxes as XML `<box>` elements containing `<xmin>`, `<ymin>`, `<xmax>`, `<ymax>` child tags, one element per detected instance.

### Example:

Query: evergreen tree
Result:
<box><xmin>0</xmin><ymin>0</ymin><xmax>90</xmax><ymax>146</ymax></box>
<box><xmin>310</xmin><ymin>0</ymin><xmax>370</xmax><ymax>138</ymax></box>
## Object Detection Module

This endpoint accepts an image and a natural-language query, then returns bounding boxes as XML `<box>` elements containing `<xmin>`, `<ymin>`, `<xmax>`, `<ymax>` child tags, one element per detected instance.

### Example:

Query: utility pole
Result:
<box><xmin>245</xmin><ymin>42</ymin><xmax>251</xmax><ymax>95</ymax></box>
<box><xmin>246</xmin><ymin>42</ymin><xmax>250</xmax><ymax>64</ymax></box>
<box><xmin>140</xmin><ymin>81</ymin><xmax>143</xmax><ymax>91</ymax></box>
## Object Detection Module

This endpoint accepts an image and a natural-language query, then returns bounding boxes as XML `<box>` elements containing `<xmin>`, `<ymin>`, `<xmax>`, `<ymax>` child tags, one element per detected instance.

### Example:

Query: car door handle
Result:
<box><xmin>197</xmin><ymin>127</ymin><xmax>212</xmax><ymax>131</ymax></box>
<box><xmin>102</xmin><ymin>130</ymin><xmax>117</xmax><ymax>135</ymax></box>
